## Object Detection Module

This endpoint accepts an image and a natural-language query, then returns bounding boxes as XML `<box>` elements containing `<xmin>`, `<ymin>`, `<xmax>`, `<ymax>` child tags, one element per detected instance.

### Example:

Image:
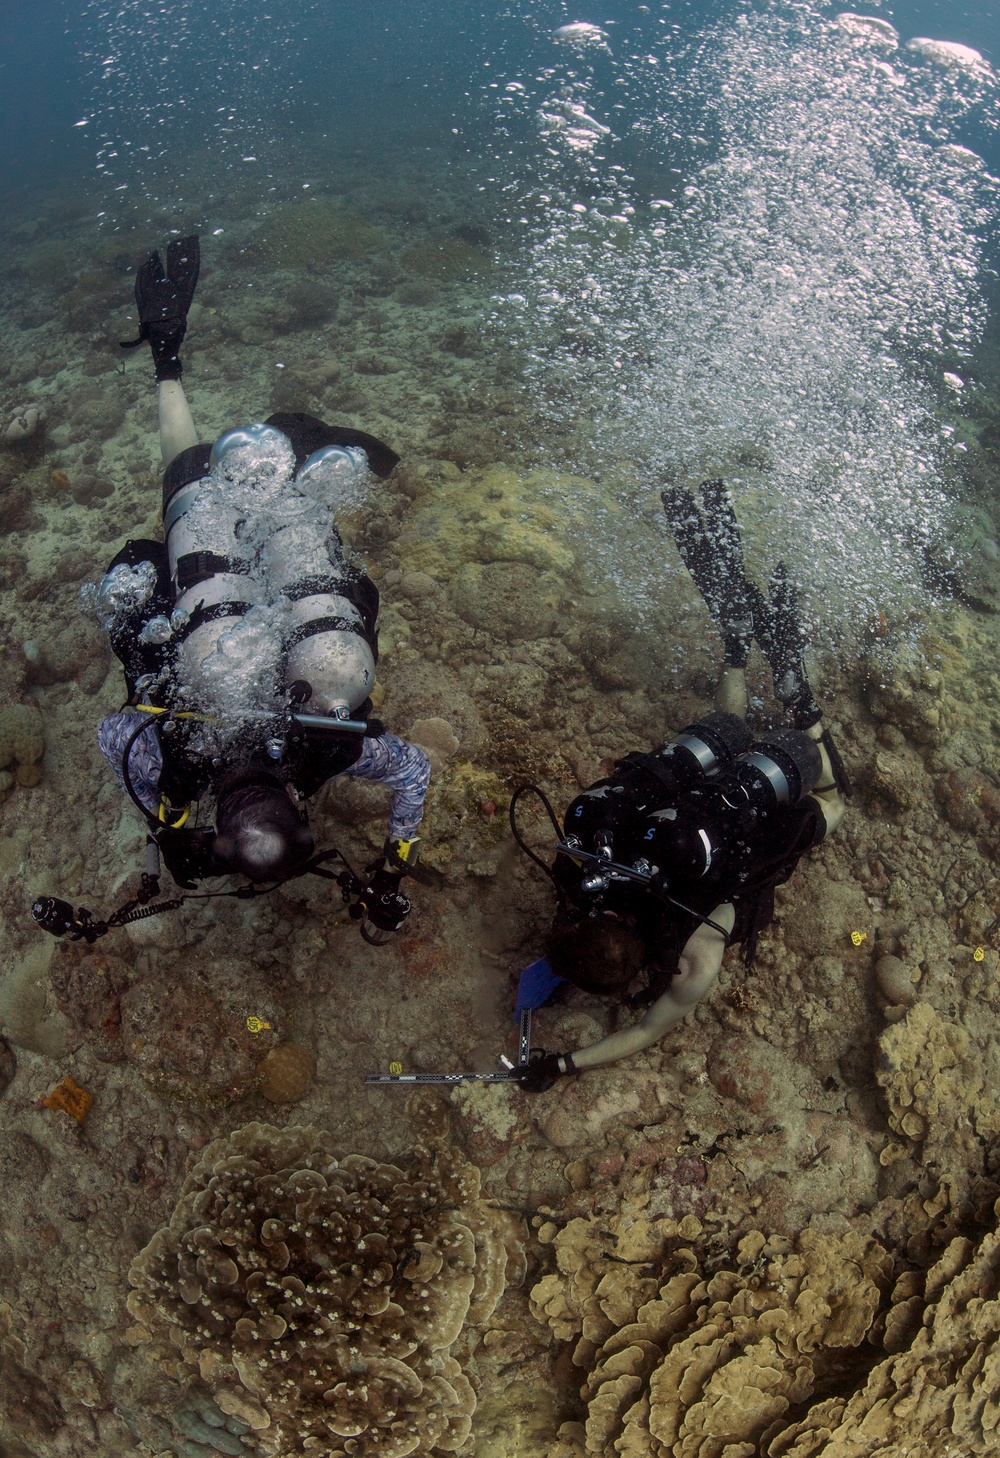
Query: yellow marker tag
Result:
<box><xmin>389</xmin><ymin>1061</ymin><xmax>403</xmax><ymax>1075</ymax></box>
<box><xmin>974</xmin><ymin>947</ymin><xmax>985</xmax><ymax>962</ymax></box>
<box><xmin>850</xmin><ymin>930</ymin><xmax>867</xmax><ymax>947</ymax></box>
<box><xmin>246</xmin><ymin>1016</ymin><xmax>272</xmax><ymax>1034</ymax></box>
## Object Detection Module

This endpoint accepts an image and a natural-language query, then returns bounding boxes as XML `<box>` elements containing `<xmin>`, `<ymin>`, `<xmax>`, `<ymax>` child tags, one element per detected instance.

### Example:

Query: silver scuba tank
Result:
<box><xmin>262</xmin><ymin>444</ymin><xmax>376</xmax><ymax>714</ymax></box>
<box><xmin>164</xmin><ymin>424</ymin><xmax>288</xmax><ymax>710</ymax></box>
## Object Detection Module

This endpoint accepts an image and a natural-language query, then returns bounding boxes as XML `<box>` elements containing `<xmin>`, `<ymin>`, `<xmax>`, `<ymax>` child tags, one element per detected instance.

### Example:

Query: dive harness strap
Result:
<box><xmin>173</xmin><ymin>599</ymin><xmax>252</xmax><ymax>642</ymax></box>
<box><xmin>285</xmin><ymin>615</ymin><xmax>367</xmax><ymax>650</ymax></box>
<box><xmin>281</xmin><ymin>574</ymin><xmax>364</xmax><ymax>604</ymax></box>
<box><xmin>175</xmin><ymin>551</ymin><xmax>251</xmax><ymax>593</ymax></box>
<box><xmin>169</xmin><ymin>600</ymin><xmax>372</xmax><ymax>653</ymax></box>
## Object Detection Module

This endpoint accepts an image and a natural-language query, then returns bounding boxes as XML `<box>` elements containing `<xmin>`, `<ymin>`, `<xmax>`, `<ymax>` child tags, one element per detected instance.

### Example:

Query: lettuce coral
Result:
<box><xmin>529</xmin><ymin>1182</ymin><xmax>1000</xmax><ymax>1457</ymax></box>
<box><xmin>126</xmin><ymin>1121</ymin><xmax>513</xmax><ymax>1457</ymax></box>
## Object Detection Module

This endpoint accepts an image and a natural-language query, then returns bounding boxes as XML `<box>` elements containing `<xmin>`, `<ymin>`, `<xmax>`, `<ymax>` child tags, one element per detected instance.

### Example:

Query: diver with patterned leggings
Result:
<box><xmin>91</xmin><ymin>235</ymin><xmax>430</xmax><ymax>933</ymax></box>
<box><xmin>519</xmin><ymin>479</ymin><xmax>849</xmax><ymax>1090</ymax></box>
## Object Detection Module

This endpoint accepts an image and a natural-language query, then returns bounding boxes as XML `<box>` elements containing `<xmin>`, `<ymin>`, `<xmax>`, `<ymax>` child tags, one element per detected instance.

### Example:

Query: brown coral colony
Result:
<box><xmin>127</xmin><ymin>1123</ymin><xmax>509</xmax><ymax>1455</ymax></box>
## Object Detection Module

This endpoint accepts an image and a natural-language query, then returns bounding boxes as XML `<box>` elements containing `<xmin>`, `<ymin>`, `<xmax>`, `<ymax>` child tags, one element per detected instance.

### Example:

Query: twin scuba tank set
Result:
<box><xmin>32</xmin><ymin>422</ymin><xmax>410</xmax><ymax>947</ymax></box>
<box><xmin>162</xmin><ymin>422</ymin><xmax>377</xmax><ymax>728</ymax></box>
<box><xmin>553</xmin><ymin>710</ymin><xmax>824</xmax><ymax>928</ymax></box>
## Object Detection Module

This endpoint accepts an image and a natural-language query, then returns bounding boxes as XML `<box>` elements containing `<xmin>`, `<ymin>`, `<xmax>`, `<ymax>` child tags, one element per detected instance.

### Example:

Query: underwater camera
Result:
<box><xmin>30</xmin><ymin>843</ymin><xmax>408</xmax><ymax>948</ymax></box>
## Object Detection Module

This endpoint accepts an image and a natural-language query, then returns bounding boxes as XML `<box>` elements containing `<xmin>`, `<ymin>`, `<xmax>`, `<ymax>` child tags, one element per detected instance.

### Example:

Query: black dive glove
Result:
<box><xmin>120</xmin><ymin>235</ymin><xmax>200</xmax><ymax>382</ymax></box>
<box><xmin>518</xmin><ymin>1050</ymin><xmax>577</xmax><ymax>1093</ymax></box>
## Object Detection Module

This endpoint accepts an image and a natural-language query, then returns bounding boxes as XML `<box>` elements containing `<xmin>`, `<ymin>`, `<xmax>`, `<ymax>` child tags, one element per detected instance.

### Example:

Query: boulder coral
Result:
<box><xmin>2</xmin><ymin>403</ymin><xmax>46</xmax><ymax>444</ymax></box>
<box><xmin>0</xmin><ymin>701</ymin><xmax>44</xmax><ymax>795</ymax></box>
<box><xmin>244</xmin><ymin>202</ymin><xmax>386</xmax><ymax>267</ymax></box>
<box><xmin>126</xmin><ymin>1121</ymin><xmax>513</xmax><ymax>1457</ymax></box>
<box><xmin>392</xmin><ymin>462</ymin><xmax>591</xmax><ymax>580</ymax></box>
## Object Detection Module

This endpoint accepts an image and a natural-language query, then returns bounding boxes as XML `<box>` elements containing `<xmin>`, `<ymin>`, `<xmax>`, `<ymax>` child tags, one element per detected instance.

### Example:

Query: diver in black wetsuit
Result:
<box><xmin>94</xmin><ymin>236</ymin><xmax>429</xmax><ymax>932</ymax></box>
<box><xmin>519</xmin><ymin>480</ymin><xmax>848</xmax><ymax>1090</ymax></box>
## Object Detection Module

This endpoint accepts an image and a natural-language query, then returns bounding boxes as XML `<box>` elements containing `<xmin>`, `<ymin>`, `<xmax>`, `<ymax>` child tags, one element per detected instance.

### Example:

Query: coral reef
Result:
<box><xmin>0</xmin><ymin>701</ymin><xmax>43</xmax><ymax>793</ymax></box>
<box><xmin>2</xmin><ymin>59</ymin><xmax>1000</xmax><ymax>1458</ymax></box>
<box><xmin>257</xmin><ymin>1043</ymin><xmax>315</xmax><ymax>1104</ymax></box>
<box><xmin>529</xmin><ymin>1190</ymin><xmax>1000</xmax><ymax>1458</ymax></box>
<box><xmin>126</xmin><ymin>1121</ymin><xmax>512</xmax><ymax>1457</ymax></box>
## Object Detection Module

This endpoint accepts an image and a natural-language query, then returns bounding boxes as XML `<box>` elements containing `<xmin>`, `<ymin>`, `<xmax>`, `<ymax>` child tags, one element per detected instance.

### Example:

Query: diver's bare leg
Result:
<box><xmin>158</xmin><ymin>379</ymin><xmax>198</xmax><ymax>468</ymax></box>
<box><xmin>715</xmin><ymin>665</ymin><xmax>747</xmax><ymax>718</ymax></box>
<box><xmin>804</xmin><ymin>719</ymin><xmax>847</xmax><ymax>836</ymax></box>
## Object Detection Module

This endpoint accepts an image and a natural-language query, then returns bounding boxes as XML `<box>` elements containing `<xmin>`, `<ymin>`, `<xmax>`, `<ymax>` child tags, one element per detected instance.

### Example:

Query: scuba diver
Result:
<box><xmin>37</xmin><ymin>235</ymin><xmax>429</xmax><ymax>944</ymax></box>
<box><xmin>514</xmin><ymin>478</ymin><xmax>849</xmax><ymax>1091</ymax></box>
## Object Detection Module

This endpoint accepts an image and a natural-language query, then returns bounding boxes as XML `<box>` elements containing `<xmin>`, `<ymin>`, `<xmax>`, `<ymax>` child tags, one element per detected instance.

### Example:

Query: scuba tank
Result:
<box><xmin>261</xmin><ymin>444</ymin><xmax>377</xmax><ymax>715</ymax></box>
<box><xmin>163</xmin><ymin>423</ymin><xmax>282</xmax><ymax>711</ymax></box>
<box><xmin>161</xmin><ymin>426</ymin><xmax>377</xmax><ymax>719</ymax></box>
<box><xmin>562</xmin><ymin>711</ymin><xmax>754</xmax><ymax>865</ymax></box>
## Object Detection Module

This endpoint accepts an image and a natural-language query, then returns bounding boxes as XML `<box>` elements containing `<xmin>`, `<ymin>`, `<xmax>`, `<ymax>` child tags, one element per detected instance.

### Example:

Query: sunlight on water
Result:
<box><xmin>491</xmin><ymin>2</ymin><xmax>1000</xmax><ymax>645</ymax></box>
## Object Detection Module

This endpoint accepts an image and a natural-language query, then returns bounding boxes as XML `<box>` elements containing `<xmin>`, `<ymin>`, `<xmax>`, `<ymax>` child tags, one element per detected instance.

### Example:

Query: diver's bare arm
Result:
<box><xmin>562</xmin><ymin>905</ymin><xmax>735</xmax><ymax>1072</ymax></box>
<box><xmin>804</xmin><ymin>720</ymin><xmax>846</xmax><ymax>836</ymax></box>
<box><xmin>157</xmin><ymin>379</ymin><xmax>198</xmax><ymax>468</ymax></box>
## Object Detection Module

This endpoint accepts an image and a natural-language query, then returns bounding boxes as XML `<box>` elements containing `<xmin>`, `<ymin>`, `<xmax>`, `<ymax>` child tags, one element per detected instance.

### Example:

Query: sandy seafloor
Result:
<box><xmin>4</xmin><ymin>115</ymin><xmax>1000</xmax><ymax>1458</ymax></box>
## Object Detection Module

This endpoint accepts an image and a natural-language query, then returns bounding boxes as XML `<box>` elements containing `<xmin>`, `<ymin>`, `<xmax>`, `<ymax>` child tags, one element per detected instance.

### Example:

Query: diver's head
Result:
<box><xmin>546</xmin><ymin>915</ymin><xmax>644</xmax><ymax>999</ymax></box>
<box><xmin>214</xmin><ymin>769</ymin><xmax>314</xmax><ymax>881</ymax></box>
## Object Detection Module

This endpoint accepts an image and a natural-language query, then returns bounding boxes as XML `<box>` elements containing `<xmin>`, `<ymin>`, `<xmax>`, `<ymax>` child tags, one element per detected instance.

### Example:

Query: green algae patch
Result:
<box><xmin>245</xmin><ymin>200</ymin><xmax>386</xmax><ymax>266</ymax></box>
<box><xmin>401</xmin><ymin>240</ymin><xmax>492</xmax><ymax>280</ymax></box>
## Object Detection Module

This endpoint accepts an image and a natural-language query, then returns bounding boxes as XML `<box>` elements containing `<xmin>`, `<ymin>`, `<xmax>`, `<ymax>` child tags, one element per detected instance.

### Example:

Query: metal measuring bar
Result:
<box><xmin>365</xmin><ymin>1009</ymin><xmax>532</xmax><ymax>1086</ymax></box>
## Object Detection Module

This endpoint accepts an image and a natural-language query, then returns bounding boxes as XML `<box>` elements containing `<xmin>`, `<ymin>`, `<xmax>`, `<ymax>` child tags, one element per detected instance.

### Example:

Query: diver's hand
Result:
<box><xmin>359</xmin><ymin>861</ymin><xmax>411</xmax><ymax>933</ymax></box>
<box><xmin>120</xmin><ymin>235</ymin><xmax>200</xmax><ymax>382</ymax></box>
<box><xmin>518</xmin><ymin>1050</ymin><xmax>576</xmax><ymax>1093</ymax></box>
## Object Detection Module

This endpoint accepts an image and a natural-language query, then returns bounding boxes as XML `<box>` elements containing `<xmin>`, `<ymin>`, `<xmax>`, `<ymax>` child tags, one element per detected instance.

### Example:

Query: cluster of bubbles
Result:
<box><xmin>491</xmin><ymin>2</ymin><xmax>999</xmax><ymax>648</ymax></box>
<box><xmin>79</xmin><ymin>559</ymin><xmax>158</xmax><ymax>631</ymax></box>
